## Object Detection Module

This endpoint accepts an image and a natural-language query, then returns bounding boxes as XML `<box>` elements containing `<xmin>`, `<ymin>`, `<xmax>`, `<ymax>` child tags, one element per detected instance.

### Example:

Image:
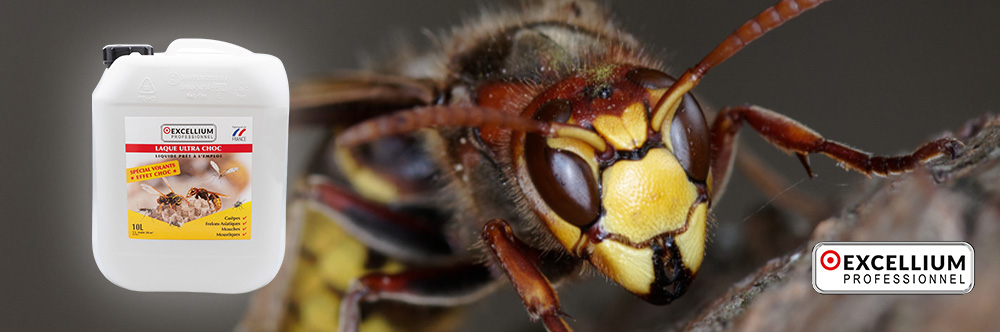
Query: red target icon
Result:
<box><xmin>820</xmin><ymin>250</ymin><xmax>841</xmax><ymax>270</ymax></box>
<box><xmin>163</xmin><ymin>126</ymin><xmax>171</xmax><ymax>134</ymax></box>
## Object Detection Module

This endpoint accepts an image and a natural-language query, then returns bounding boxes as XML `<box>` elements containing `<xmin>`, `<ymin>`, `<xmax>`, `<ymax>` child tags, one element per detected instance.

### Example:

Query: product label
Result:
<box><xmin>125</xmin><ymin>116</ymin><xmax>252</xmax><ymax>240</ymax></box>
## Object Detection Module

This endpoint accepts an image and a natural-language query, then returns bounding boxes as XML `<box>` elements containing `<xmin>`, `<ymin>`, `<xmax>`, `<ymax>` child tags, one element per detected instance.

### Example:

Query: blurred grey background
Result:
<box><xmin>1</xmin><ymin>0</ymin><xmax>997</xmax><ymax>331</ymax></box>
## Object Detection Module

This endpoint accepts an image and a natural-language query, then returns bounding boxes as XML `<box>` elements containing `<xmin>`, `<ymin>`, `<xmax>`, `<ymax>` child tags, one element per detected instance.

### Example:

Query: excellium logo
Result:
<box><xmin>813</xmin><ymin>242</ymin><xmax>974</xmax><ymax>294</ymax></box>
<box><xmin>161</xmin><ymin>124</ymin><xmax>217</xmax><ymax>142</ymax></box>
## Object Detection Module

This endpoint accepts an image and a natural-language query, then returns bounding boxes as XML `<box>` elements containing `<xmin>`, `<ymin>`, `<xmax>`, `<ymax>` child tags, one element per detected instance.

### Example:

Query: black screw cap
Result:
<box><xmin>102</xmin><ymin>44</ymin><xmax>153</xmax><ymax>68</ymax></box>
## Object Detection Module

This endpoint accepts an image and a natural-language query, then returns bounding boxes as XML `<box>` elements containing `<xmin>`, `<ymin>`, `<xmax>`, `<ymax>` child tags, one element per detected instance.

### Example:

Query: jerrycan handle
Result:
<box><xmin>165</xmin><ymin>38</ymin><xmax>252</xmax><ymax>56</ymax></box>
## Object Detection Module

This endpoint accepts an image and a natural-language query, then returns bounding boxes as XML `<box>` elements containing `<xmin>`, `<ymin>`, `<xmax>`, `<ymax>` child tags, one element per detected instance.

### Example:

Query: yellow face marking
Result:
<box><xmin>545</xmin><ymin>136</ymin><xmax>599</xmax><ymax>179</ymax></box>
<box><xmin>601</xmin><ymin>148</ymin><xmax>699</xmax><ymax>243</ymax></box>
<box><xmin>592</xmin><ymin>102</ymin><xmax>648</xmax><ymax>150</ymax></box>
<box><xmin>590</xmin><ymin>239</ymin><xmax>655</xmax><ymax>296</ymax></box>
<box><xmin>674</xmin><ymin>203</ymin><xmax>707</xmax><ymax>274</ymax></box>
<box><xmin>334</xmin><ymin>145</ymin><xmax>399</xmax><ymax>204</ymax></box>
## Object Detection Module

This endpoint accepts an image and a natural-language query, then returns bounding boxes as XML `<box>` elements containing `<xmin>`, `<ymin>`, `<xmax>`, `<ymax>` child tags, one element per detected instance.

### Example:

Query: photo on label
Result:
<box><xmin>127</xmin><ymin>157</ymin><xmax>250</xmax><ymax>227</ymax></box>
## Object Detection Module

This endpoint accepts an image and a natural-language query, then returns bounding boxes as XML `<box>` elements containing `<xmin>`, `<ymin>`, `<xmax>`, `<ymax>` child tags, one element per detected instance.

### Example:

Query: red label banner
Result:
<box><xmin>125</xmin><ymin>144</ymin><xmax>253</xmax><ymax>153</ymax></box>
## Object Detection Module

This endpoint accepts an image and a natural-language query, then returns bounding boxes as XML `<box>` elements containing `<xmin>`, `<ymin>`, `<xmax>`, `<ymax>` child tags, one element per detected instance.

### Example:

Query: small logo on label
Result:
<box><xmin>813</xmin><ymin>242</ymin><xmax>974</xmax><ymax>294</ymax></box>
<box><xmin>231</xmin><ymin>126</ymin><xmax>248</xmax><ymax>141</ymax></box>
<box><xmin>820</xmin><ymin>250</ymin><xmax>841</xmax><ymax>270</ymax></box>
<box><xmin>161</xmin><ymin>124</ymin><xmax>217</xmax><ymax>142</ymax></box>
